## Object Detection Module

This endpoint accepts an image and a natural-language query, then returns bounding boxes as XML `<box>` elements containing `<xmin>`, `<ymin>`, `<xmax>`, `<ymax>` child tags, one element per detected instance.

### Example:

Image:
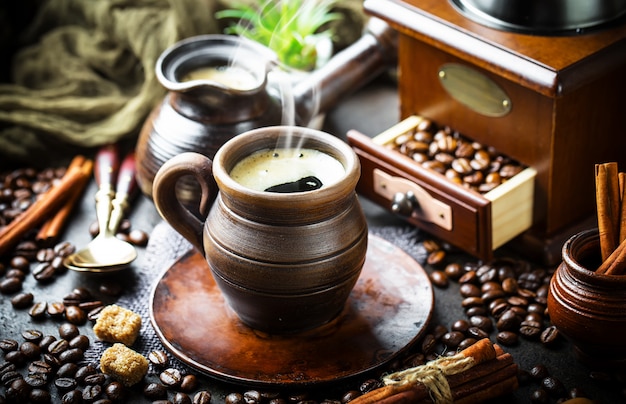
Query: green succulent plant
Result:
<box><xmin>216</xmin><ymin>0</ymin><xmax>341</xmax><ymax>71</ymax></box>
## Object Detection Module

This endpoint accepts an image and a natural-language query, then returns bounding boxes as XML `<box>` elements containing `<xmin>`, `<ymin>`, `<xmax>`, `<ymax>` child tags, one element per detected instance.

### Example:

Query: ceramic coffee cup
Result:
<box><xmin>152</xmin><ymin>126</ymin><xmax>368</xmax><ymax>334</ymax></box>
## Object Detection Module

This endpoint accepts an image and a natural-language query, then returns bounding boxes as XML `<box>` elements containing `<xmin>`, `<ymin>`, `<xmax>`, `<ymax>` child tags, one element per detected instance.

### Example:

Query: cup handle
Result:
<box><xmin>152</xmin><ymin>152</ymin><xmax>217</xmax><ymax>254</ymax></box>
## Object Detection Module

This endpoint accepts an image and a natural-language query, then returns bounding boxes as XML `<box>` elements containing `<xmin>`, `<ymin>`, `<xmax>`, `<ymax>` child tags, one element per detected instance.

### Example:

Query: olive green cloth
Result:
<box><xmin>0</xmin><ymin>0</ymin><xmax>366</xmax><ymax>166</ymax></box>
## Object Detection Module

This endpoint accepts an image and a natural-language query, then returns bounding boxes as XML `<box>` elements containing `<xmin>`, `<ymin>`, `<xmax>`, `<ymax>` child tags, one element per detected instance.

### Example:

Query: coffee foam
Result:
<box><xmin>229</xmin><ymin>148</ymin><xmax>345</xmax><ymax>192</ymax></box>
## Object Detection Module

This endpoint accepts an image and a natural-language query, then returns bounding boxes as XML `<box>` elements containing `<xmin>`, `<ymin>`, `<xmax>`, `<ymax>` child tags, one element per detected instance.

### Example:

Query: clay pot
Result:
<box><xmin>152</xmin><ymin>126</ymin><xmax>368</xmax><ymax>334</ymax></box>
<box><xmin>548</xmin><ymin>229</ymin><xmax>626</xmax><ymax>369</ymax></box>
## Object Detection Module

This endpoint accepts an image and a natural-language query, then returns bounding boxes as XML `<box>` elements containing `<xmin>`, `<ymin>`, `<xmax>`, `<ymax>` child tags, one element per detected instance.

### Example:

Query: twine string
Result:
<box><xmin>382</xmin><ymin>352</ymin><xmax>476</xmax><ymax>403</ymax></box>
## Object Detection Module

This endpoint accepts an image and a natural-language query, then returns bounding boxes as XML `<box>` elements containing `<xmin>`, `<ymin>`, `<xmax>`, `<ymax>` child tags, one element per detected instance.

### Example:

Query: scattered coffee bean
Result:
<box><xmin>87</xmin><ymin>306</ymin><xmax>105</xmax><ymax>322</ymax></box>
<box><xmin>82</xmin><ymin>384</ymin><xmax>103</xmax><ymax>401</ymax></box>
<box><xmin>64</xmin><ymin>305</ymin><xmax>87</xmax><ymax>325</ymax></box>
<box><xmin>0</xmin><ymin>276</ymin><xmax>22</xmax><ymax>294</ymax></box>
<box><xmin>24</xmin><ymin>373</ymin><xmax>48</xmax><ymax>388</ymax></box>
<box><xmin>541</xmin><ymin>376</ymin><xmax>567</xmax><ymax>397</ymax></box>
<box><xmin>55</xmin><ymin>377</ymin><xmax>78</xmax><ymax>392</ymax></box>
<box><xmin>57</xmin><ymin>362</ymin><xmax>79</xmax><ymax>378</ymax></box>
<box><xmin>529</xmin><ymin>364</ymin><xmax>550</xmax><ymax>380</ymax></box>
<box><xmin>148</xmin><ymin>350</ymin><xmax>169</xmax><ymax>367</ymax></box>
<box><xmin>9</xmin><ymin>256</ymin><xmax>30</xmax><ymax>271</ymax></box>
<box><xmin>193</xmin><ymin>390</ymin><xmax>212</xmax><ymax>404</ymax></box>
<box><xmin>58</xmin><ymin>323</ymin><xmax>80</xmax><ymax>340</ymax></box>
<box><xmin>160</xmin><ymin>367</ymin><xmax>183</xmax><ymax>388</ymax></box>
<box><xmin>173</xmin><ymin>391</ymin><xmax>193</xmax><ymax>404</ymax></box>
<box><xmin>28</xmin><ymin>360</ymin><xmax>53</xmax><ymax>376</ymax></box>
<box><xmin>1</xmin><ymin>369</ymin><xmax>22</xmax><ymax>386</ymax></box>
<box><xmin>359</xmin><ymin>378</ymin><xmax>383</xmax><ymax>394</ymax></box>
<box><xmin>32</xmin><ymin>262</ymin><xmax>56</xmax><ymax>282</ymax></box>
<box><xmin>75</xmin><ymin>365</ymin><xmax>97</xmax><ymax>384</ymax></box>
<box><xmin>519</xmin><ymin>320</ymin><xmax>542</xmax><ymax>339</ymax></box>
<box><xmin>426</xmin><ymin>250</ymin><xmax>446</xmax><ymax>266</ymax></box>
<box><xmin>46</xmin><ymin>302</ymin><xmax>65</xmax><ymax>318</ymax></box>
<box><xmin>29</xmin><ymin>388</ymin><xmax>52</xmax><ymax>403</ymax></box>
<box><xmin>84</xmin><ymin>373</ymin><xmax>107</xmax><ymax>386</ymax></box>
<box><xmin>47</xmin><ymin>339</ymin><xmax>69</xmax><ymax>356</ymax></box>
<box><xmin>496</xmin><ymin>331</ymin><xmax>518</xmax><ymax>346</ymax></box>
<box><xmin>530</xmin><ymin>387</ymin><xmax>550</xmax><ymax>403</ymax></box>
<box><xmin>58</xmin><ymin>348</ymin><xmax>84</xmax><ymax>364</ymax></box>
<box><xmin>429</xmin><ymin>270</ymin><xmax>449</xmax><ymax>288</ymax></box>
<box><xmin>29</xmin><ymin>301</ymin><xmax>48</xmax><ymax>319</ymax></box>
<box><xmin>11</xmin><ymin>292</ymin><xmax>34</xmax><ymax>309</ymax></box>
<box><xmin>38</xmin><ymin>335</ymin><xmax>56</xmax><ymax>352</ymax></box>
<box><xmin>243</xmin><ymin>390</ymin><xmax>262</xmax><ymax>404</ymax></box>
<box><xmin>0</xmin><ymin>339</ymin><xmax>19</xmax><ymax>352</ymax></box>
<box><xmin>68</xmin><ymin>334</ymin><xmax>90</xmax><ymax>351</ymax></box>
<box><xmin>144</xmin><ymin>382</ymin><xmax>168</xmax><ymax>400</ymax></box>
<box><xmin>180</xmin><ymin>374</ymin><xmax>198</xmax><ymax>393</ymax></box>
<box><xmin>540</xmin><ymin>325</ymin><xmax>560</xmax><ymax>347</ymax></box>
<box><xmin>8</xmin><ymin>377</ymin><xmax>31</xmax><ymax>402</ymax></box>
<box><xmin>128</xmin><ymin>229</ymin><xmax>149</xmax><ymax>246</ymax></box>
<box><xmin>443</xmin><ymin>263</ymin><xmax>463</xmax><ymax>280</ymax></box>
<box><xmin>225</xmin><ymin>392</ymin><xmax>245</xmax><ymax>404</ymax></box>
<box><xmin>4</xmin><ymin>350</ymin><xmax>26</xmax><ymax>366</ymax></box>
<box><xmin>20</xmin><ymin>341</ymin><xmax>41</xmax><ymax>359</ymax></box>
<box><xmin>62</xmin><ymin>389</ymin><xmax>83</xmax><ymax>404</ymax></box>
<box><xmin>78</xmin><ymin>300</ymin><xmax>103</xmax><ymax>312</ymax></box>
<box><xmin>104</xmin><ymin>380</ymin><xmax>126</xmax><ymax>402</ymax></box>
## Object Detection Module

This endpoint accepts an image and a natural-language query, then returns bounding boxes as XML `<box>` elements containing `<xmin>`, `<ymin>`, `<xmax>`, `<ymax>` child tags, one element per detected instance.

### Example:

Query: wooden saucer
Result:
<box><xmin>149</xmin><ymin>234</ymin><xmax>434</xmax><ymax>388</ymax></box>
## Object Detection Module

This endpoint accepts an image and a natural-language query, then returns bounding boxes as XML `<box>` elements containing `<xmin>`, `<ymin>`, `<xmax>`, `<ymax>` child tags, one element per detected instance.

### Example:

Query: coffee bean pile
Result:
<box><xmin>0</xmin><ymin>163</ymin><xmax>150</xmax><ymax>290</ymax></box>
<box><xmin>0</xmin><ymin>167</ymin><xmax>66</xmax><ymax>228</ymax></box>
<box><xmin>385</xmin><ymin>118</ymin><xmax>526</xmax><ymax>193</ymax></box>
<box><xmin>0</xmin><ymin>323</ymin><xmax>111</xmax><ymax>403</ymax></box>
<box><xmin>0</xmin><ymin>323</ymin><xmax>210</xmax><ymax>403</ymax></box>
<box><xmin>423</xmin><ymin>238</ymin><xmax>559</xmax><ymax>349</ymax></box>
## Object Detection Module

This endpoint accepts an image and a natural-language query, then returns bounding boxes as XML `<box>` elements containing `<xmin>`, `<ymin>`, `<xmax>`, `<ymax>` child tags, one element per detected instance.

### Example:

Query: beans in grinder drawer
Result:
<box><xmin>385</xmin><ymin>118</ymin><xmax>526</xmax><ymax>194</ymax></box>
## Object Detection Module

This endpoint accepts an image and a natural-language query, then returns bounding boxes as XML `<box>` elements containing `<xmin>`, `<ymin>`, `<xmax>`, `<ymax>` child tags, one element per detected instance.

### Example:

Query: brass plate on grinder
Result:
<box><xmin>149</xmin><ymin>234</ymin><xmax>434</xmax><ymax>388</ymax></box>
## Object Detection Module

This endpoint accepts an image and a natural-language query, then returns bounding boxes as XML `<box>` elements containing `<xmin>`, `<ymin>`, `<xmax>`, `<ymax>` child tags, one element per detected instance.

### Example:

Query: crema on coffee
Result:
<box><xmin>229</xmin><ymin>148</ymin><xmax>345</xmax><ymax>193</ymax></box>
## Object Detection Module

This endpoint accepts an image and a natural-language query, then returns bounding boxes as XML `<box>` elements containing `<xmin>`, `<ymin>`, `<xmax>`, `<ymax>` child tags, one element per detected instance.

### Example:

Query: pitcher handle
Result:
<box><xmin>152</xmin><ymin>152</ymin><xmax>217</xmax><ymax>254</ymax></box>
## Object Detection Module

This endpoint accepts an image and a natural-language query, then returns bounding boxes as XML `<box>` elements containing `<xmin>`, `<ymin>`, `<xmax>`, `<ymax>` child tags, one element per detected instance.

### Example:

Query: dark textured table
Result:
<box><xmin>1</xmin><ymin>76</ymin><xmax>625</xmax><ymax>403</ymax></box>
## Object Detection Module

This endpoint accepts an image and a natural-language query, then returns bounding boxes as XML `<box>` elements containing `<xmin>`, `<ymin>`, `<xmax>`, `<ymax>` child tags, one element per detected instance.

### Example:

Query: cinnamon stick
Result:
<box><xmin>453</xmin><ymin>362</ymin><xmax>518</xmax><ymax>403</ymax></box>
<box><xmin>595</xmin><ymin>163</ymin><xmax>620</xmax><ymax>261</ymax></box>
<box><xmin>454</xmin><ymin>374</ymin><xmax>518</xmax><ymax>404</ymax></box>
<box><xmin>36</xmin><ymin>156</ymin><xmax>93</xmax><ymax>245</ymax></box>
<box><xmin>352</xmin><ymin>353</ymin><xmax>516</xmax><ymax>404</ymax></box>
<box><xmin>0</xmin><ymin>162</ymin><xmax>92</xmax><ymax>256</ymax></box>
<box><xmin>596</xmin><ymin>237</ymin><xmax>626</xmax><ymax>275</ymax></box>
<box><xmin>619</xmin><ymin>172</ymin><xmax>626</xmax><ymax>243</ymax></box>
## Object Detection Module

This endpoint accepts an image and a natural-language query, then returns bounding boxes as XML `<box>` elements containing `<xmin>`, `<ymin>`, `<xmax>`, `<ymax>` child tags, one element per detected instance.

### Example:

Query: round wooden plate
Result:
<box><xmin>149</xmin><ymin>234</ymin><xmax>434</xmax><ymax>388</ymax></box>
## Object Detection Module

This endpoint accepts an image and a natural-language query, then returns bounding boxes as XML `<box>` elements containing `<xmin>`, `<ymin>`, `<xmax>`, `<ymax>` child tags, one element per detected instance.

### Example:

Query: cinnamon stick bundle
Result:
<box><xmin>0</xmin><ymin>157</ymin><xmax>92</xmax><ymax>256</ymax></box>
<box><xmin>349</xmin><ymin>339</ymin><xmax>518</xmax><ymax>404</ymax></box>
<box><xmin>594</xmin><ymin>162</ymin><xmax>626</xmax><ymax>275</ymax></box>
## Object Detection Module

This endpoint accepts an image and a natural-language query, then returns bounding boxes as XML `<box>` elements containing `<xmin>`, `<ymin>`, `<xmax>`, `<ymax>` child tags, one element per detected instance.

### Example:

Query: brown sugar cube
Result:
<box><xmin>93</xmin><ymin>304</ymin><xmax>142</xmax><ymax>346</ymax></box>
<box><xmin>100</xmin><ymin>343</ymin><xmax>148</xmax><ymax>386</ymax></box>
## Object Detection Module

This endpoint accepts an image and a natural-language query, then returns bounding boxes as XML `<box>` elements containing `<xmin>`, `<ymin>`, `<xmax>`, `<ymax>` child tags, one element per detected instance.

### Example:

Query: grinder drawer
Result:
<box><xmin>348</xmin><ymin>115</ymin><xmax>536</xmax><ymax>261</ymax></box>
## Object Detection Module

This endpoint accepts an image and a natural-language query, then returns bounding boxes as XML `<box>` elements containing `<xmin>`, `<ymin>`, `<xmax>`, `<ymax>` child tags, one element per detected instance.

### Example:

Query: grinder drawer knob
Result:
<box><xmin>391</xmin><ymin>191</ymin><xmax>418</xmax><ymax>216</ymax></box>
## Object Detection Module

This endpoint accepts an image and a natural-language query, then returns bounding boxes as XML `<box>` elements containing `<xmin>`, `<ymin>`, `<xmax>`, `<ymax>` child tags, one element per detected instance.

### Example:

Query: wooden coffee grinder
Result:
<box><xmin>360</xmin><ymin>0</ymin><xmax>626</xmax><ymax>264</ymax></box>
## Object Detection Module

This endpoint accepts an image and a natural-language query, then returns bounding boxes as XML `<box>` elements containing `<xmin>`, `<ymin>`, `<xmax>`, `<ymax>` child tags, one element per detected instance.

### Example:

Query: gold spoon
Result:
<box><xmin>65</xmin><ymin>148</ymin><xmax>138</xmax><ymax>272</ymax></box>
